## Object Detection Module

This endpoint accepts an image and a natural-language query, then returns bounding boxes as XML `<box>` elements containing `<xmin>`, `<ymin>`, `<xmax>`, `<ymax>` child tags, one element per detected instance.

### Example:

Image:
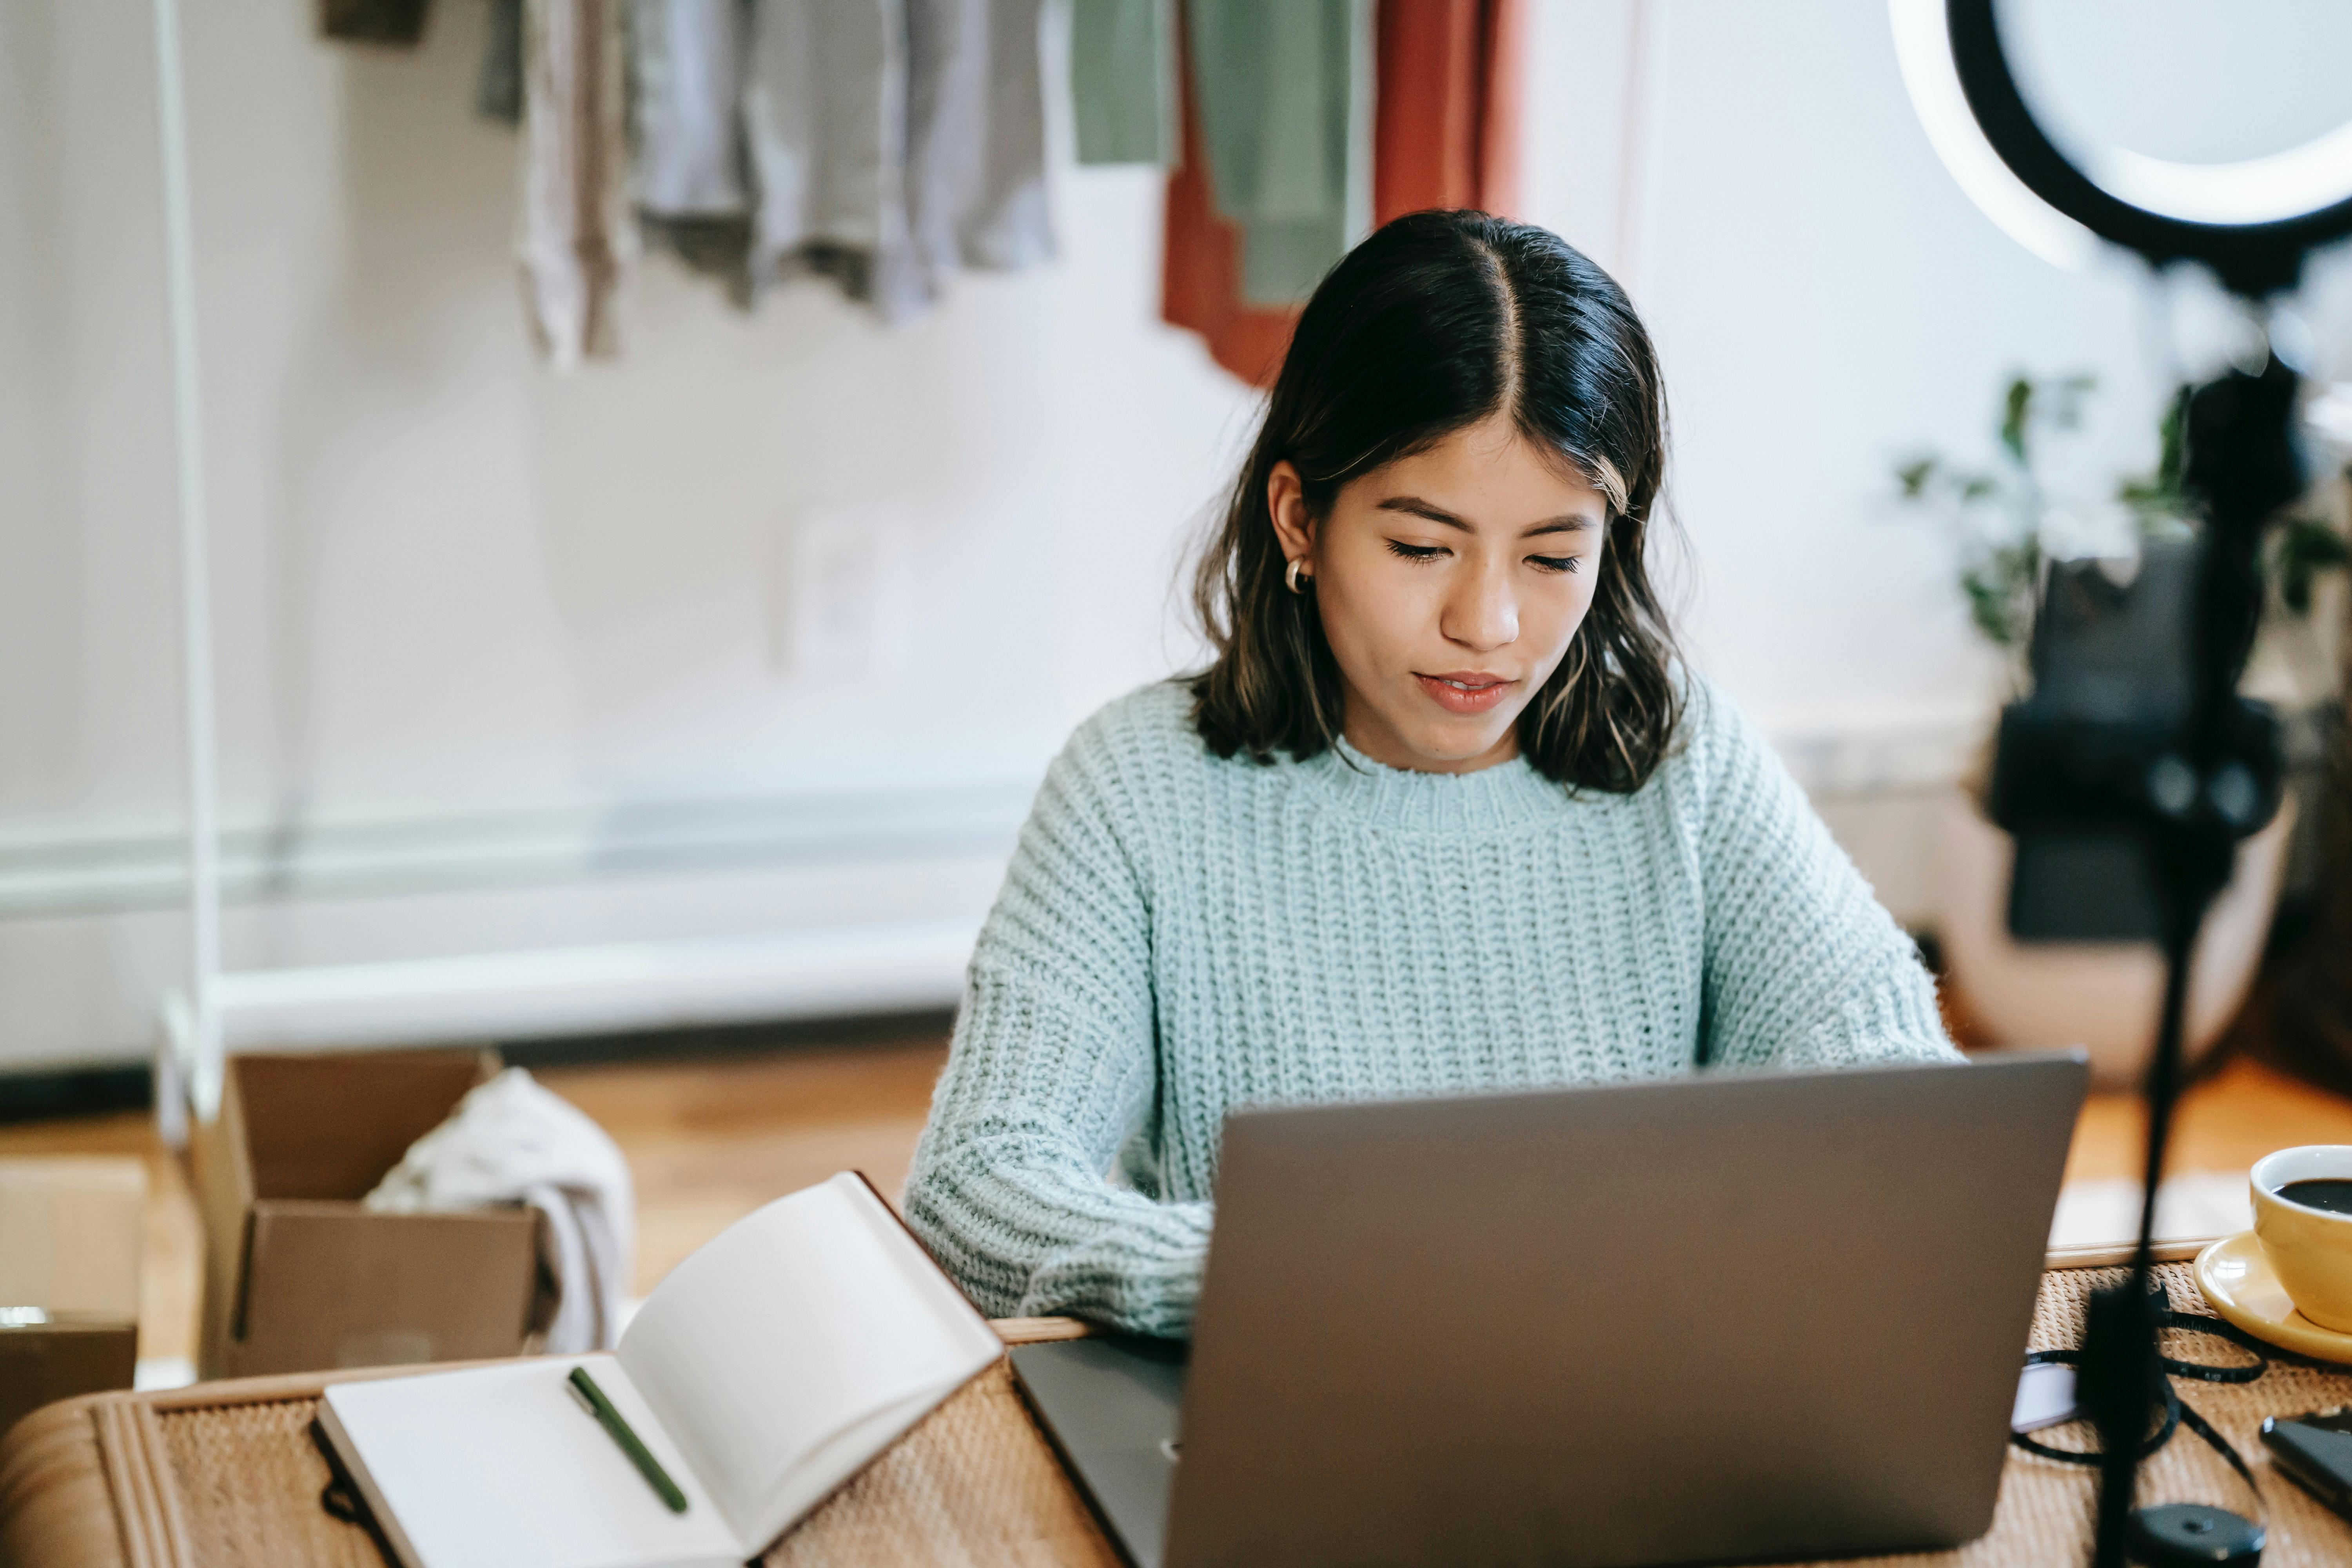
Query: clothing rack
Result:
<box><xmin>140</xmin><ymin>0</ymin><xmax>976</xmax><ymax>1141</ymax></box>
<box><xmin>148</xmin><ymin>0</ymin><xmax>216</xmax><ymax>1143</ymax></box>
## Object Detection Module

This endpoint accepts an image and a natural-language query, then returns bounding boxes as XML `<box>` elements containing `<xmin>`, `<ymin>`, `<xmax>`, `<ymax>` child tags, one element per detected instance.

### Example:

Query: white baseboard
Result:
<box><xmin>194</xmin><ymin>918</ymin><xmax>981</xmax><ymax>1054</ymax></box>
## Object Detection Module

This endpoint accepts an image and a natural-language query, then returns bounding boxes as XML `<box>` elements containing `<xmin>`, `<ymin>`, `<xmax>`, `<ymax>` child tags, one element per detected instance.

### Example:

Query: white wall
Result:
<box><xmin>1530</xmin><ymin>0</ymin><xmax>2352</xmax><ymax>735</ymax></box>
<box><xmin>0</xmin><ymin>0</ymin><xmax>1256</xmax><ymax>1067</ymax></box>
<box><xmin>6</xmin><ymin>0</ymin><xmax>2352</xmax><ymax>1067</ymax></box>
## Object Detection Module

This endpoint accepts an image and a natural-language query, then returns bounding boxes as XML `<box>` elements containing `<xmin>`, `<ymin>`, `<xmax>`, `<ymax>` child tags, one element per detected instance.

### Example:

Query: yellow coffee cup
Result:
<box><xmin>2252</xmin><ymin>1146</ymin><xmax>2352</xmax><ymax>1333</ymax></box>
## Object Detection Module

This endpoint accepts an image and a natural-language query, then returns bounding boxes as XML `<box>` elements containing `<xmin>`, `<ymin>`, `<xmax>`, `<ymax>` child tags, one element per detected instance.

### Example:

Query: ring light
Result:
<box><xmin>2089</xmin><ymin>125</ymin><xmax>2352</xmax><ymax>229</ymax></box>
<box><xmin>1887</xmin><ymin>0</ymin><xmax>2094</xmax><ymax>272</ymax></box>
<box><xmin>1890</xmin><ymin>0</ymin><xmax>2352</xmax><ymax>294</ymax></box>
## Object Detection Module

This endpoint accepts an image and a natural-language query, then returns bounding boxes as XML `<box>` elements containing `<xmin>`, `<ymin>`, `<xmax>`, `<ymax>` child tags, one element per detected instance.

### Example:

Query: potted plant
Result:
<box><xmin>1894</xmin><ymin>373</ymin><xmax>2347</xmax><ymax>1084</ymax></box>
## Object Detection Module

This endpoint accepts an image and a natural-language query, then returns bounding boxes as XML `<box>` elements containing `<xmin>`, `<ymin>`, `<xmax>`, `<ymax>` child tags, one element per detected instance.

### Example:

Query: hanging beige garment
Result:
<box><xmin>519</xmin><ymin>0</ymin><xmax>638</xmax><ymax>365</ymax></box>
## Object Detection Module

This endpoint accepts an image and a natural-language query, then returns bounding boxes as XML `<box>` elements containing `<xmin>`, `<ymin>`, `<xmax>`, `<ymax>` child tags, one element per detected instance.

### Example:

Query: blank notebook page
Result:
<box><xmin>618</xmin><ymin>1173</ymin><xmax>1002</xmax><ymax>1546</ymax></box>
<box><xmin>321</xmin><ymin>1356</ymin><xmax>744</xmax><ymax>1568</ymax></box>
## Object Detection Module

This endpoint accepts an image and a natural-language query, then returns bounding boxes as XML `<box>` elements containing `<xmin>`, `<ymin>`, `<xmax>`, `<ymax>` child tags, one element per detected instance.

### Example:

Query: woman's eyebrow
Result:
<box><xmin>1521</xmin><ymin>515</ymin><xmax>1599</xmax><ymax>537</ymax></box>
<box><xmin>1375</xmin><ymin>496</ymin><xmax>1599</xmax><ymax>536</ymax></box>
<box><xmin>1376</xmin><ymin>496</ymin><xmax>1473</xmax><ymax>531</ymax></box>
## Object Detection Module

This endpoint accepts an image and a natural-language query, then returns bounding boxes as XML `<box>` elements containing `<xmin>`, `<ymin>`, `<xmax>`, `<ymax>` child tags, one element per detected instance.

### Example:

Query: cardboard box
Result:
<box><xmin>192</xmin><ymin>1050</ymin><xmax>542</xmax><ymax>1381</ymax></box>
<box><xmin>0</xmin><ymin>1157</ymin><xmax>143</xmax><ymax>1439</ymax></box>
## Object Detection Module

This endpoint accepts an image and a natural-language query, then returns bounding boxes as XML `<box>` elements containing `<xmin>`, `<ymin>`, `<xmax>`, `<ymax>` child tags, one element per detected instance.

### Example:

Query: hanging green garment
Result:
<box><xmin>1185</xmin><ymin>0</ymin><xmax>1373</xmax><ymax>306</ymax></box>
<box><xmin>319</xmin><ymin>0</ymin><xmax>430</xmax><ymax>44</ymax></box>
<box><xmin>478</xmin><ymin>0</ymin><xmax>526</xmax><ymax>123</ymax></box>
<box><xmin>1071</xmin><ymin>0</ymin><xmax>1177</xmax><ymax>167</ymax></box>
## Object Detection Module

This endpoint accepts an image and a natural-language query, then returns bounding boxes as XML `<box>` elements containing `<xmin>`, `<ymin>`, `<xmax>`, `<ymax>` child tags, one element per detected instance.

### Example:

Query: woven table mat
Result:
<box><xmin>157</xmin><ymin>1397</ymin><xmax>382</xmax><ymax>1568</ymax></box>
<box><xmin>760</xmin><ymin>1361</ymin><xmax>1120</xmax><ymax>1568</ymax></box>
<box><xmin>140</xmin><ymin>1359</ymin><xmax>1120</xmax><ymax>1568</ymax></box>
<box><xmin>111</xmin><ymin>1264</ymin><xmax>2352</xmax><ymax>1566</ymax></box>
<box><xmin>1834</xmin><ymin>1262</ymin><xmax>2352</xmax><ymax>1566</ymax></box>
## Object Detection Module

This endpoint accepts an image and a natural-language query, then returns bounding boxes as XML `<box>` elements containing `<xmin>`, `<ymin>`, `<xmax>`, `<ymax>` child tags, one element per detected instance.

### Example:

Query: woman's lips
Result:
<box><xmin>1415</xmin><ymin>671</ymin><xmax>1515</xmax><ymax>715</ymax></box>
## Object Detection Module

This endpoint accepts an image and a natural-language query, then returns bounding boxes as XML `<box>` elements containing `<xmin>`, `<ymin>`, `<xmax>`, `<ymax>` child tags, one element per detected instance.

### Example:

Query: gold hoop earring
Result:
<box><xmin>1285</xmin><ymin>557</ymin><xmax>1310</xmax><ymax>595</ymax></box>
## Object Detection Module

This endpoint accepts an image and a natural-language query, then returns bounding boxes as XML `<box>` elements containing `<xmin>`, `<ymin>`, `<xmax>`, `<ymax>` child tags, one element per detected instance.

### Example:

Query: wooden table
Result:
<box><xmin>7</xmin><ymin>1266</ymin><xmax>2351</xmax><ymax>1568</ymax></box>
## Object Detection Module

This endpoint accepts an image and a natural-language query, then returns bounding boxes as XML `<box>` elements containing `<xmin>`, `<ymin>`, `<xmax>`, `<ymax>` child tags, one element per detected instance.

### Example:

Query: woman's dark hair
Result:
<box><xmin>1189</xmin><ymin>210</ymin><xmax>1681</xmax><ymax>792</ymax></box>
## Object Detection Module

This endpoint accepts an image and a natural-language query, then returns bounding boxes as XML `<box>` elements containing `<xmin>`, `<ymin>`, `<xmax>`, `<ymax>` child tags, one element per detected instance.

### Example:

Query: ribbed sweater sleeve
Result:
<box><xmin>902</xmin><ymin>719</ymin><xmax>1214</xmax><ymax>1336</ymax></box>
<box><xmin>1684</xmin><ymin>684</ymin><xmax>1960</xmax><ymax>1072</ymax></box>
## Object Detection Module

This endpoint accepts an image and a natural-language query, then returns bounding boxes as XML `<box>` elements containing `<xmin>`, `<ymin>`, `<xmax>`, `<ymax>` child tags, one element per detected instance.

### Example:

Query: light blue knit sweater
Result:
<box><xmin>904</xmin><ymin>676</ymin><xmax>1957</xmax><ymax>1336</ymax></box>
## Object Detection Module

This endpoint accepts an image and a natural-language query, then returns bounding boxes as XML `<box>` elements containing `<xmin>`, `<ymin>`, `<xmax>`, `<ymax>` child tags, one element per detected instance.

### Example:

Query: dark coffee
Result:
<box><xmin>2278</xmin><ymin>1178</ymin><xmax>2352</xmax><ymax>1216</ymax></box>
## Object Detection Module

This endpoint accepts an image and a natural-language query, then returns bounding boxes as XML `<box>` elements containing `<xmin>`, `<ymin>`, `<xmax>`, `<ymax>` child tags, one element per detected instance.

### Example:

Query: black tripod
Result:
<box><xmin>1931</xmin><ymin>5</ymin><xmax>2352</xmax><ymax>1557</ymax></box>
<box><xmin>1994</xmin><ymin>351</ymin><xmax>2300</xmax><ymax>1568</ymax></box>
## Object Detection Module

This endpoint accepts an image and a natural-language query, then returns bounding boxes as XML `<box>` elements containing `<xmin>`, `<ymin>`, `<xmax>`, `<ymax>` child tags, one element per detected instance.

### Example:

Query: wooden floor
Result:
<box><xmin>5</xmin><ymin>1029</ymin><xmax>2352</xmax><ymax>1368</ymax></box>
<box><xmin>2063</xmin><ymin>1052</ymin><xmax>2352</xmax><ymax>1182</ymax></box>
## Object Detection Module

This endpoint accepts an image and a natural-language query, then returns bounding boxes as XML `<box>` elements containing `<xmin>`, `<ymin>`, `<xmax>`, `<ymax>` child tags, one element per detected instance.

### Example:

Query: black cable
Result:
<box><xmin>2011</xmin><ymin>1290</ymin><xmax>2271</xmax><ymax>1533</ymax></box>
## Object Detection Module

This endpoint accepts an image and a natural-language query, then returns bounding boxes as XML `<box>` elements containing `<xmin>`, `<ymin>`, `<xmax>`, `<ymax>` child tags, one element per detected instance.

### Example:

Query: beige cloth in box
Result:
<box><xmin>364</xmin><ymin>1069</ymin><xmax>633</xmax><ymax>1354</ymax></box>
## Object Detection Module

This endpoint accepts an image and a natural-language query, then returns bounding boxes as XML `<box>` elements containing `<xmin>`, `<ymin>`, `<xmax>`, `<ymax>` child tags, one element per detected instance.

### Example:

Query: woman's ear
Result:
<box><xmin>1267</xmin><ymin>461</ymin><xmax>1315</xmax><ymax>567</ymax></box>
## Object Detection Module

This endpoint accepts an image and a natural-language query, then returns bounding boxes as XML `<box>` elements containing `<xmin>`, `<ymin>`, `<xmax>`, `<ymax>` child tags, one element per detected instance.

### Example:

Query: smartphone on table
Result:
<box><xmin>2262</xmin><ymin>1407</ymin><xmax>2352</xmax><ymax>1520</ymax></box>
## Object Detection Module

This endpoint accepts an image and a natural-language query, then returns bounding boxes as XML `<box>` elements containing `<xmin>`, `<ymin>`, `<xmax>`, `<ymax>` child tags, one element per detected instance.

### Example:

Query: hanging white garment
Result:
<box><xmin>632</xmin><ymin>0</ymin><xmax>752</xmax><ymax>217</ymax></box>
<box><xmin>904</xmin><ymin>0</ymin><xmax>992</xmax><ymax>287</ymax></box>
<box><xmin>741</xmin><ymin>0</ymin><xmax>927</xmax><ymax>315</ymax></box>
<box><xmin>518</xmin><ymin>0</ymin><xmax>638</xmax><ymax>364</ymax></box>
<box><xmin>363</xmin><ymin>1068</ymin><xmax>636</xmax><ymax>1356</ymax></box>
<box><xmin>617</xmin><ymin>0</ymin><xmax>1054</xmax><ymax>324</ymax></box>
<box><xmin>952</xmin><ymin>0</ymin><xmax>1052</xmax><ymax>270</ymax></box>
<box><xmin>904</xmin><ymin>0</ymin><xmax>1054</xmax><ymax>276</ymax></box>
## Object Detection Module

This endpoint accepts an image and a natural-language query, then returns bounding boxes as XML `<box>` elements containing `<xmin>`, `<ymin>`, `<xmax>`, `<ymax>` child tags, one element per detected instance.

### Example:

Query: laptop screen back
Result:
<box><xmin>1164</xmin><ymin>1054</ymin><xmax>2085</xmax><ymax>1568</ymax></box>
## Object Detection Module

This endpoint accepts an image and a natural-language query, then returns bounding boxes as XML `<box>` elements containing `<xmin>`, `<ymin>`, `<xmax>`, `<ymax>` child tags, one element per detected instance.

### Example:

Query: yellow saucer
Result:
<box><xmin>2194</xmin><ymin>1230</ymin><xmax>2352</xmax><ymax>1364</ymax></box>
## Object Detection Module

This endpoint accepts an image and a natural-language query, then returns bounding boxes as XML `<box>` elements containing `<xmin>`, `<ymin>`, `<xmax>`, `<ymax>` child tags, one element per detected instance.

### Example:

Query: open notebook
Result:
<box><xmin>317</xmin><ymin>1172</ymin><xmax>1001</xmax><ymax>1568</ymax></box>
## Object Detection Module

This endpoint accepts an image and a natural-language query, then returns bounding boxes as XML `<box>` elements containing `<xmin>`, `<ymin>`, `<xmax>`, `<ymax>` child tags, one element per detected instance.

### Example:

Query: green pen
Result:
<box><xmin>566</xmin><ymin>1365</ymin><xmax>689</xmax><ymax>1515</ymax></box>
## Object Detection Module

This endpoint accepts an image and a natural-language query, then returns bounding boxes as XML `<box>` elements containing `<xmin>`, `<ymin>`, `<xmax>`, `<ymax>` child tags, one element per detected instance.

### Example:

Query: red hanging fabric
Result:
<box><xmin>1160</xmin><ymin>21</ymin><xmax>1303</xmax><ymax>389</ymax></box>
<box><xmin>1474</xmin><ymin>0</ymin><xmax>1529</xmax><ymax>219</ymax></box>
<box><xmin>1374</xmin><ymin>0</ymin><xmax>1527</xmax><ymax>223</ymax></box>
<box><xmin>1163</xmin><ymin>0</ymin><xmax>1531</xmax><ymax>388</ymax></box>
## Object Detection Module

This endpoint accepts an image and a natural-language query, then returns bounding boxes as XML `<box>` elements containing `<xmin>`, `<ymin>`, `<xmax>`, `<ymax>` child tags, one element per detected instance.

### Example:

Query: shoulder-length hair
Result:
<box><xmin>1189</xmin><ymin>210</ymin><xmax>1681</xmax><ymax>792</ymax></box>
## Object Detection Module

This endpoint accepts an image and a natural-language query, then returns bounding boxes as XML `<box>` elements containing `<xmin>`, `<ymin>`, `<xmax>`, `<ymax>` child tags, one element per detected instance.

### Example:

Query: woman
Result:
<box><xmin>904</xmin><ymin>211</ymin><xmax>1956</xmax><ymax>1337</ymax></box>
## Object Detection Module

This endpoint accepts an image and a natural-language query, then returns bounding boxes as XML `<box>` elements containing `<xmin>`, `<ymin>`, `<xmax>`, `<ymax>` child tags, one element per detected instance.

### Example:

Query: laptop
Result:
<box><xmin>1010</xmin><ymin>1052</ymin><xmax>2087</xmax><ymax>1568</ymax></box>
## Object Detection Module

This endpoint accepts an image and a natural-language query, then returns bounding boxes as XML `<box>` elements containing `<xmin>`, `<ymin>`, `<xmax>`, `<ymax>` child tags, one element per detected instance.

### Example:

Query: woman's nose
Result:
<box><xmin>1442</xmin><ymin>568</ymin><xmax>1518</xmax><ymax>652</ymax></box>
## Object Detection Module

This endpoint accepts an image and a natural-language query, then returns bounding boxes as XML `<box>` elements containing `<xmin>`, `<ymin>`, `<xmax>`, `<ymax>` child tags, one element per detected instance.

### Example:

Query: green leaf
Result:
<box><xmin>2156</xmin><ymin>384</ymin><xmax>2189</xmax><ymax>492</ymax></box>
<box><xmin>2000</xmin><ymin>377</ymin><xmax>2032</xmax><ymax>464</ymax></box>
<box><xmin>2274</xmin><ymin>515</ymin><xmax>2352</xmax><ymax>615</ymax></box>
<box><xmin>2284</xmin><ymin>516</ymin><xmax>2350</xmax><ymax>566</ymax></box>
<box><xmin>1895</xmin><ymin>456</ymin><xmax>1936</xmax><ymax>497</ymax></box>
<box><xmin>2114</xmin><ymin>383</ymin><xmax>2195</xmax><ymax>535</ymax></box>
<box><xmin>1962</xmin><ymin>570</ymin><xmax>2016</xmax><ymax>647</ymax></box>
